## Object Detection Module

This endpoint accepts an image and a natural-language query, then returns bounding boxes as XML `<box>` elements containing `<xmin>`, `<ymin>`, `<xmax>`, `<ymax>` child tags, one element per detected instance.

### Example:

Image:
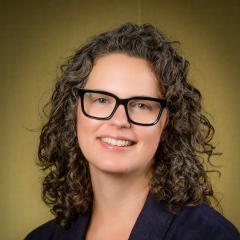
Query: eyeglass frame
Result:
<box><xmin>77</xmin><ymin>88</ymin><xmax>167</xmax><ymax>126</ymax></box>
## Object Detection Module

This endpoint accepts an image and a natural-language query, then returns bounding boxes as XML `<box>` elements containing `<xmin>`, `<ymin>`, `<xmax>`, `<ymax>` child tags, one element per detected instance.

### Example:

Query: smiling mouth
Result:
<box><xmin>99</xmin><ymin>137</ymin><xmax>135</xmax><ymax>147</ymax></box>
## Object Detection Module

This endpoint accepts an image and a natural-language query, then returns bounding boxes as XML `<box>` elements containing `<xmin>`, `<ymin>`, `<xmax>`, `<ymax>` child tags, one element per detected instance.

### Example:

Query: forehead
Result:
<box><xmin>85</xmin><ymin>53</ymin><xmax>162</xmax><ymax>98</ymax></box>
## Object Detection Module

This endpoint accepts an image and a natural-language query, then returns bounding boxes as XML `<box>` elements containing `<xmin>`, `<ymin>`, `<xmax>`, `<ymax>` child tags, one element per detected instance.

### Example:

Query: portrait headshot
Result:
<box><xmin>0</xmin><ymin>1</ymin><xmax>239</xmax><ymax>240</ymax></box>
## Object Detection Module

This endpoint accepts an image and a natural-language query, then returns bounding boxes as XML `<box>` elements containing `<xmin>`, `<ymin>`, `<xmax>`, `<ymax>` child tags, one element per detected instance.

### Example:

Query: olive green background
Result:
<box><xmin>0</xmin><ymin>0</ymin><xmax>239</xmax><ymax>239</ymax></box>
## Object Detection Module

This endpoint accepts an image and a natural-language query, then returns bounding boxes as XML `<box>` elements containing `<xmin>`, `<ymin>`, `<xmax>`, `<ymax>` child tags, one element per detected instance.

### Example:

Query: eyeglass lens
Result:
<box><xmin>83</xmin><ymin>92</ymin><xmax>161</xmax><ymax>124</ymax></box>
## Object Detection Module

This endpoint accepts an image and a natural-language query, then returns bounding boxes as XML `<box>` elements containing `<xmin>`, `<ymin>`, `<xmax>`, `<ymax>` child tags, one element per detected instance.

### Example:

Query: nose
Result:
<box><xmin>109</xmin><ymin>104</ymin><xmax>131</xmax><ymax>128</ymax></box>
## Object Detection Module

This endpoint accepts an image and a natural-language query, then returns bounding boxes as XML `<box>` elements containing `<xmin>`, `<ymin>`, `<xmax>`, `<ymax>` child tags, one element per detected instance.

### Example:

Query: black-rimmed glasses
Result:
<box><xmin>77</xmin><ymin>88</ymin><xmax>167</xmax><ymax>126</ymax></box>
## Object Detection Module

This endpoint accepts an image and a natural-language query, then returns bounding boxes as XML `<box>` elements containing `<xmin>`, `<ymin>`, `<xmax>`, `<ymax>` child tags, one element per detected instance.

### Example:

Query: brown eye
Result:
<box><xmin>129</xmin><ymin>100</ymin><xmax>153</xmax><ymax>111</ymax></box>
<box><xmin>94</xmin><ymin>98</ymin><xmax>108</xmax><ymax>104</ymax></box>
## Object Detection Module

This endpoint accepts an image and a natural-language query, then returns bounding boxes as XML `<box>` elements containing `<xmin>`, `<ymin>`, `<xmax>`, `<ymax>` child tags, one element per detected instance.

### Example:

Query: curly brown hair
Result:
<box><xmin>38</xmin><ymin>22</ymin><xmax>220</xmax><ymax>229</ymax></box>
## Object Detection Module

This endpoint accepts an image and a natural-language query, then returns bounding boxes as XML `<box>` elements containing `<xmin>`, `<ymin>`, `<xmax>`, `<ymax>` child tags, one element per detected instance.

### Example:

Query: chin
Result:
<box><xmin>88</xmin><ymin>159</ymin><xmax>135</xmax><ymax>175</ymax></box>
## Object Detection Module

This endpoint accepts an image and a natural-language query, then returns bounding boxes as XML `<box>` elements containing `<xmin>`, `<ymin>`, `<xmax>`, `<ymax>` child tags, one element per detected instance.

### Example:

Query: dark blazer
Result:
<box><xmin>25</xmin><ymin>193</ymin><xmax>240</xmax><ymax>240</ymax></box>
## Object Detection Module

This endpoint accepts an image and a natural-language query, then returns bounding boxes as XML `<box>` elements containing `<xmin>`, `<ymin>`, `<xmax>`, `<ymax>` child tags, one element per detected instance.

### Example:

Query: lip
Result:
<box><xmin>98</xmin><ymin>138</ymin><xmax>136</xmax><ymax>151</ymax></box>
<box><xmin>97</xmin><ymin>135</ymin><xmax>137</xmax><ymax>143</ymax></box>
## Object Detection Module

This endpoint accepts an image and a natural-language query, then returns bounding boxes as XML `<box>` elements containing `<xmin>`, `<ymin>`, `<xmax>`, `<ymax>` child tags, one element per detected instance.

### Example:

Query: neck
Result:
<box><xmin>89</xmin><ymin>164</ymin><xmax>151</xmax><ymax>224</ymax></box>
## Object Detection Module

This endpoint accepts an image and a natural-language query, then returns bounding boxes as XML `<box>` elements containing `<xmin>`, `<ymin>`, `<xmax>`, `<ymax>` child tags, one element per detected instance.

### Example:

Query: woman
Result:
<box><xmin>25</xmin><ymin>22</ymin><xmax>239</xmax><ymax>240</ymax></box>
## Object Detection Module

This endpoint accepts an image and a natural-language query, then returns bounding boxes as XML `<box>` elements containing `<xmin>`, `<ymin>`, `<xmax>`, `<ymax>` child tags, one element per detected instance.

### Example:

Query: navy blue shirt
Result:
<box><xmin>25</xmin><ymin>193</ymin><xmax>240</xmax><ymax>240</ymax></box>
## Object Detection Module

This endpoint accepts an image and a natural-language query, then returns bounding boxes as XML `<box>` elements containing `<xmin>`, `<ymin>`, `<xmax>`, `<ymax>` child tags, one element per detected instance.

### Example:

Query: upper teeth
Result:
<box><xmin>100</xmin><ymin>137</ymin><xmax>133</xmax><ymax>146</ymax></box>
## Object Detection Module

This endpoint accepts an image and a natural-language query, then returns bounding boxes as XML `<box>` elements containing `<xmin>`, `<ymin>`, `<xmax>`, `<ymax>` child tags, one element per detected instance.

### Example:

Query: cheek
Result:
<box><xmin>143</xmin><ymin>124</ymin><xmax>162</xmax><ymax>143</ymax></box>
<box><xmin>76</xmin><ymin>107</ymin><xmax>95</xmax><ymax>150</ymax></box>
<box><xmin>145</xmin><ymin>112</ymin><xmax>167</xmax><ymax>150</ymax></box>
<box><xmin>137</xmin><ymin>125</ymin><xmax>163</xmax><ymax>158</ymax></box>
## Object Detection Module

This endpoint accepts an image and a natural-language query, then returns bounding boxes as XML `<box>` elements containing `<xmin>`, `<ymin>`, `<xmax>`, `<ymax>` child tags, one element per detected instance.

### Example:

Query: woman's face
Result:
<box><xmin>77</xmin><ymin>53</ymin><xmax>167</xmax><ymax>176</ymax></box>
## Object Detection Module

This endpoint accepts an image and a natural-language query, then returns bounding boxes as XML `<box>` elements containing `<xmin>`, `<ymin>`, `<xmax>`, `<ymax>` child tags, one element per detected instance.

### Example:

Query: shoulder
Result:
<box><xmin>167</xmin><ymin>203</ymin><xmax>240</xmax><ymax>240</ymax></box>
<box><xmin>24</xmin><ymin>219</ymin><xmax>59</xmax><ymax>240</ymax></box>
<box><xmin>24</xmin><ymin>212</ymin><xmax>91</xmax><ymax>240</ymax></box>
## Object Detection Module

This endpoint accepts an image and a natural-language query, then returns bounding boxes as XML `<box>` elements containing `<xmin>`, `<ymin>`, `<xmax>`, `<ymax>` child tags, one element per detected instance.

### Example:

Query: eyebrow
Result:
<box><xmin>85</xmin><ymin>88</ymin><xmax>162</xmax><ymax>99</ymax></box>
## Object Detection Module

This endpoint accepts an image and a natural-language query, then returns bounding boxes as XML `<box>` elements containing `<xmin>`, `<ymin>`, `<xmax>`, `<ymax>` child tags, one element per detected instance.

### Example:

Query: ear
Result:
<box><xmin>160</xmin><ymin>108</ymin><xmax>169</xmax><ymax>130</ymax></box>
<box><xmin>158</xmin><ymin>108</ymin><xmax>169</xmax><ymax>144</ymax></box>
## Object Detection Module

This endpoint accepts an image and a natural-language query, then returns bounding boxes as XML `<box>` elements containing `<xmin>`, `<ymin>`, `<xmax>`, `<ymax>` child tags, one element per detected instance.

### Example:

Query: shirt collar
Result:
<box><xmin>128</xmin><ymin>192</ymin><xmax>176</xmax><ymax>240</ymax></box>
<box><xmin>60</xmin><ymin>192</ymin><xmax>176</xmax><ymax>240</ymax></box>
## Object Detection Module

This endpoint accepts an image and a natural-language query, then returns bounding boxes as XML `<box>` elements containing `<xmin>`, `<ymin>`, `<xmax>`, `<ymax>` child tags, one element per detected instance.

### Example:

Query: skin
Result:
<box><xmin>76</xmin><ymin>53</ymin><xmax>168</xmax><ymax>239</ymax></box>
